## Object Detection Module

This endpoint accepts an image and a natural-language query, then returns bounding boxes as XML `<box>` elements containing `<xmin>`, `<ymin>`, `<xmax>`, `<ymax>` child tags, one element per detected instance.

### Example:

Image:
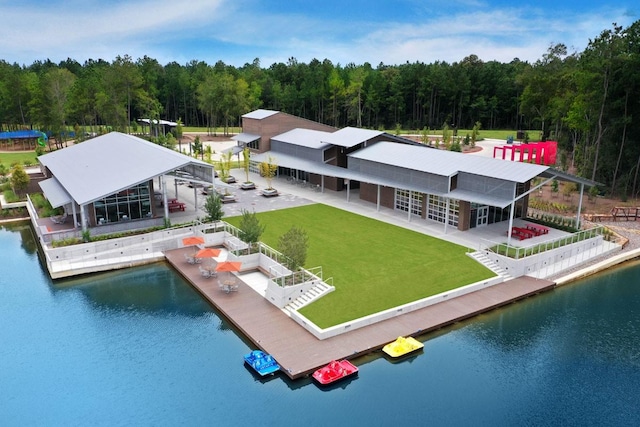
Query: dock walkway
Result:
<box><xmin>165</xmin><ymin>248</ymin><xmax>554</xmax><ymax>380</ymax></box>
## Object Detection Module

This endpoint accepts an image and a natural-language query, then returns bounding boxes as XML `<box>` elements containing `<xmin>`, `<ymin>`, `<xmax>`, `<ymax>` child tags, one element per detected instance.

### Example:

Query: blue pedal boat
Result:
<box><xmin>244</xmin><ymin>350</ymin><xmax>280</xmax><ymax>376</ymax></box>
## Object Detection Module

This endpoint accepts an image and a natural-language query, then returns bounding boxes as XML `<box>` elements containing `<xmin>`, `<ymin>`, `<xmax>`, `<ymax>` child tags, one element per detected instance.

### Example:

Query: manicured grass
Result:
<box><xmin>0</xmin><ymin>152</ymin><xmax>39</xmax><ymax>167</ymax></box>
<box><xmin>227</xmin><ymin>204</ymin><xmax>494</xmax><ymax>328</ymax></box>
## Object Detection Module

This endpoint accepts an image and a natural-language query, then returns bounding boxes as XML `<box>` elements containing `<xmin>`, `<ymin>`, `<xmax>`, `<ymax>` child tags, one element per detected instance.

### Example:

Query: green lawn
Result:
<box><xmin>0</xmin><ymin>152</ymin><xmax>39</xmax><ymax>167</ymax></box>
<box><xmin>226</xmin><ymin>204</ymin><xmax>494</xmax><ymax>328</ymax></box>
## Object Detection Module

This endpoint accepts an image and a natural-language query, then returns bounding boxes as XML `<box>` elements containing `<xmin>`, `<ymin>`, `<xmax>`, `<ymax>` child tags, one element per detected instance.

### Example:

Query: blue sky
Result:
<box><xmin>0</xmin><ymin>0</ymin><xmax>637</xmax><ymax>67</ymax></box>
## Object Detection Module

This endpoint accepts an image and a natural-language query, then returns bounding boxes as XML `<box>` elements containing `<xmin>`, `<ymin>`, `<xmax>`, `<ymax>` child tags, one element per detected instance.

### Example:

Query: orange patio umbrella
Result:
<box><xmin>194</xmin><ymin>248</ymin><xmax>222</xmax><ymax>259</ymax></box>
<box><xmin>216</xmin><ymin>261</ymin><xmax>242</xmax><ymax>285</ymax></box>
<box><xmin>182</xmin><ymin>236</ymin><xmax>205</xmax><ymax>246</ymax></box>
<box><xmin>215</xmin><ymin>261</ymin><xmax>242</xmax><ymax>272</ymax></box>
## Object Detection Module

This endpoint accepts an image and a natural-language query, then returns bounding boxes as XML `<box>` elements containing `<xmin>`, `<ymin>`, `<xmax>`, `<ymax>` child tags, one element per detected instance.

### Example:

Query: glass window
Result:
<box><xmin>93</xmin><ymin>182</ymin><xmax>152</xmax><ymax>224</ymax></box>
<box><xmin>395</xmin><ymin>189</ymin><xmax>423</xmax><ymax>216</ymax></box>
<box><xmin>426</xmin><ymin>195</ymin><xmax>459</xmax><ymax>226</ymax></box>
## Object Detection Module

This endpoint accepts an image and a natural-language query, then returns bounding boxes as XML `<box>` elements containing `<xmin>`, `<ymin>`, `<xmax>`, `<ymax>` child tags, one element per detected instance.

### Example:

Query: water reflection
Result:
<box><xmin>460</xmin><ymin>260</ymin><xmax>640</xmax><ymax>384</ymax></box>
<box><xmin>54</xmin><ymin>264</ymin><xmax>213</xmax><ymax>318</ymax></box>
<box><xmin>1</xmin><ymin>221</ymin><xmax>38</xmax><ymax>255</ymax></box>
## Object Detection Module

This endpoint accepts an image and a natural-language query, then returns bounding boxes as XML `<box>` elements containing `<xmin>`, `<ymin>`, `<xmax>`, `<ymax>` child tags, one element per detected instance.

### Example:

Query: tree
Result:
<box><xmin>10</xmin><ymin>164</ymin><xmax>29</xmax><ymax>194</ymax></box>
<box><xmin>204</xmin><ymin>193</ymin><xmax>224</xmax><ymax>223</ymax></box>
<box><xmin>562</xmin><ymin>182</ymin><xmax>577</xmax><ymax>200</ymax></box>
<box><xmin>238</xmin><ymin>209</ymin><xmax>265</xmax><ymax>244</ymax></box>
<box><xmin>242</xmin><ymin>147</ymin><xmax>252</xmax><ymax>183</ymax></box>
<box><xmin>192</xmin><ymin>135</ymin><xmax>202</xmax><ymax>157</ymax></box>
<box><xmin>278</xmin><ymin>226</ymin><xmax>309</xmax><ymax>271</ymax></box>
<box><xmin>40</xmin><ymin>68</ymin><xmax>76</xmax><ymax>149</ymax></box>
<box><xmin>259</xmin><ymin>155</ymin><xmax>277</xmax><ymax>189</ymax></box>
<box><xmin>471</xmin><ymin>121</ymin><xmax>481</xmax><ymax>147</ymax></box>
<box><xmin>218</xmin><ymin>151</ymin><xmax>233</xmax><ymax>187</ymax></box>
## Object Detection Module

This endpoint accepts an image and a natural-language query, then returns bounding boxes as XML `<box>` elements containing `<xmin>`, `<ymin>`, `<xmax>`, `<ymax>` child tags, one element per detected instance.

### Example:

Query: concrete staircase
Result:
<box><xmin>468</xmin><ymin>251</ymin><xmax>514</xmax><ymax>281</ymax></box>
<box><xmin>284</xmin><ymin>282</ymin><xmax>335</xmax><ymax>311</ymax></box>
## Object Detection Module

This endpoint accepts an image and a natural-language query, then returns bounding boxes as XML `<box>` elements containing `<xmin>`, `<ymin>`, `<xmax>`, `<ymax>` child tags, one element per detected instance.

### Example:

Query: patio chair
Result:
<box><xmin>51</xmin><ymin>213</ymin><xmax>68</xmax><ymax>224</ymax></box>
<box><xmin>184</xmin><ymin>253</ymin><xmax>196</xmax><ymax>264</ymax></box>
<box><xmin>199</xmin><ymin>266</ymin><xmax>212</xmax><ymax>278</ymax></box>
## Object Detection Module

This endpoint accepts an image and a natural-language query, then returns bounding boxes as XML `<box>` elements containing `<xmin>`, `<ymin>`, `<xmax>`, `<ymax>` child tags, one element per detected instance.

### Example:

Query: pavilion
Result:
<box><xmin>37</xmin><ymin>132</ymin><xmax>215</xmax><ymax>232</ymax></box>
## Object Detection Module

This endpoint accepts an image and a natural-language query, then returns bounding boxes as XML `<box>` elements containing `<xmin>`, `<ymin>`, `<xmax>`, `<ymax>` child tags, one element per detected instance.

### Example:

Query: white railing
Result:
<box><xmin>483</xmin><ymin>226</ymin><xmax>607</xmax><ymax>259</ymax></box>
<box><xmin>477</xmin><ymin>226</ymin><xmax>619</xmax><ymax>279</ymax></box>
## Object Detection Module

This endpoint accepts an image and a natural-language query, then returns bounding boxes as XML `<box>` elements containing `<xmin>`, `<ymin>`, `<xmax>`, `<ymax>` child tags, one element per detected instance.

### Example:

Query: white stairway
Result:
<box><xmin>468</xmin><ymin>251</ymin><xmax>514</xmax><ymax>281</ymax></box>
<box><xmin>284</xmin><ymin>282</ymin><xmax>335</xmax><ymax>311</ymax></box>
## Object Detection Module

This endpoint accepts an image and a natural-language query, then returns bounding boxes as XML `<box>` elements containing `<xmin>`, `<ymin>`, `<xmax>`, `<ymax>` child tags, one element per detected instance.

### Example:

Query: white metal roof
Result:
<box><xmin>242</xmin><ymin>109</ymin><xmax>279</xmax><ymax>120</ymax></box>
<box><xmin>321</xmin><ymin>127</ymin><xmax>384</xmax><ymax>148</ymax></box>
<box><xmin>272</xmin><ymin>129</ymin><xmax>333</xmax><ymax>150</ymax></box>
<box><xmin>232</xmin><ymin>133</ymin><xmax>260</xmax><ymax>143</ymax></box>
<box><xmin>349</xmin><ymin>141</ymin><xmax>548</xmax><ymax>182</ymax></box>
<box><xmin>251</xmin><ymin>151</ymin><xmax>448</xmax><ymax>196</ymax></box>
<box><xmin>38</xmin><ymin>177</ymin><xmax>72</xmax><ymax>208</ymax></box>
<box><xmin>38</xmin><ymin>132</ymin><xmax>212</xmax><ymax>206</ymax></box>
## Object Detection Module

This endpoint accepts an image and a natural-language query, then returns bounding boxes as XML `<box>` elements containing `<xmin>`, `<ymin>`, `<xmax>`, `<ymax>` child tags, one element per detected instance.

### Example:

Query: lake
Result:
<box><xmin>1</xmin><ymin>222</ymin><xmax>638</xmax><ymax>426</ymax></box>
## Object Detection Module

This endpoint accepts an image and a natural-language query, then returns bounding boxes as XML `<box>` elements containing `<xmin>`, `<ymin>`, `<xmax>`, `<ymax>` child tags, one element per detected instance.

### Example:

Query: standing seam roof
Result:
<box><xmin>349</xmin><ymin>141</ymin><xmax>548</xmax><ymax>182</ymax></box>
<box><xmin>38</xmin><ymin>132</ymin><xmax>212</xmax><ymax>206</ymax></box>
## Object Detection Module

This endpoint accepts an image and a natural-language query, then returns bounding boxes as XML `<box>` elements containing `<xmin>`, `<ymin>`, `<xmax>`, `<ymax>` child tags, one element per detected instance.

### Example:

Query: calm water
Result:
<box><xmin>1</xmin><ymin>222</ymin><xmax>639</xmax><ymax>426</ymax></box>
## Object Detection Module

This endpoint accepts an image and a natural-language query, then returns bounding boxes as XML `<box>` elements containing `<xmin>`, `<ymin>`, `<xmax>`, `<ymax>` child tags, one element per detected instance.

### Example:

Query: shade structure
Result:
<box><xmin>215</xmin><ymin>261</ymin><xmax>242</xmax><ymax>272</ymax></box>
<box><xmin>182</xmin><ymin>236</ymin><xmax>205</xmax><ymax>246</ymax></box>
<box><xmin>194</xmin><ymin>248</ymin><xmax>221</xmax><ymax>258</ymax></box>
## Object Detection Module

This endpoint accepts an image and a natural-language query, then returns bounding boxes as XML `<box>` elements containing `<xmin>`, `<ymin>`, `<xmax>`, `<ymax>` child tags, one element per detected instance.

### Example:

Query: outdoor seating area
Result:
<box><xmin>184</xmin><ymin>253</ymin><xmax>202</xmax><ymax>264</ymax></box>
<box><xmin>168</xmin><ymin>198</ymin><xmax>186</xmax><ymax>212</ymax></box>
<box><xmin>199</xmin><ymin>265</ymin><xmax>217</xmax><ymax>278</ymax></box>
<box><xmin>51</xmin><ymin>213</ymin><xmax>68</xmax><ymax>224</ymax></box>
<box><xmin>510</xmin><ymin>223</ymin><xmax>549</xmax><ymax>240</ymax></box>
<box><xmin>219</xmin><ymin>280</ymin><xmax>239</xmax><ymax>293</ymax></box>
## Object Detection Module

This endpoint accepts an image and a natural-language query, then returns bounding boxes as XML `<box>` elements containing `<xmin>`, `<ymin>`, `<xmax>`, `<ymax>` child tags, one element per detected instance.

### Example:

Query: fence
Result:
<box><xmin>486</xmin><ymin>226</ymin><xmax>607</xmax><ymax>259</ymax></box>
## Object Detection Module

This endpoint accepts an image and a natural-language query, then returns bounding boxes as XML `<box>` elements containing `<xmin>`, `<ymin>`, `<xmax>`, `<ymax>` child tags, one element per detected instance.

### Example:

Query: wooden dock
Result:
<box><xmin>165</xmin><ymin>248</ymin><xmax>555</xmax><ymax>380</ymax></box>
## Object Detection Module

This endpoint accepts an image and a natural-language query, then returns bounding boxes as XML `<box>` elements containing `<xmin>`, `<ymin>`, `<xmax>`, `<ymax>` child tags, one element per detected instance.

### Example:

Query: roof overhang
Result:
<box><xmin>232</xmin><ymin>133</ymin><xmax>260</xmax><ymax>144</ymax></box>
<box><xmin>539</xmin><ymin>167</ymin><xmax>601</xmax><ymax>187</ymax></box>
<box><xmin>251</xmin><ymin>151</ymin><xmax>448</xmax><ymax>196</ymax></box>
<box><xmin>39</xmin><ymin>177</ymin><xmax>73</xmax><ymax>208</ymax></box>
<box><xmin>38</xmin><ymin>132</ymin><xmax>213</xmax><ymax>206</ymax></box>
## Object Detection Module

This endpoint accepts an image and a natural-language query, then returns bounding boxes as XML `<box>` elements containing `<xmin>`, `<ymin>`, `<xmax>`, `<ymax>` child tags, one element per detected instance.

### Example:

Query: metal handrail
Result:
<box><xmin>481</xmin><ymin>226</ymin><xmax>606</xmax><ymax>259</ymax></box>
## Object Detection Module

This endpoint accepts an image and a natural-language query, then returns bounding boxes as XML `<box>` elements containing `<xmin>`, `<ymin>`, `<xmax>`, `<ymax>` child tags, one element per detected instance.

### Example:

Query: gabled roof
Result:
<box><xmin>242</xmin><ymin>109</ymin><xmax>279</xmax><ymax>120</ymax></box>
<box><xmin>38</xmin><ymin>132</ymin><xmax>212</xmax><ymax>206</ymax></box>
<box><xmin>349</xmin><ymin>141</ymin><xmax>548</xmax><ymax>183</ymax></box>
<box><xmin>321</xmin><ymin>127</ymin><xmax>384</xmax><ymax>148</ymax></box>
<box><xmin>272</xmin><ymin>129</ymin><xmax>333</xmax><ymax>150</ymax></box>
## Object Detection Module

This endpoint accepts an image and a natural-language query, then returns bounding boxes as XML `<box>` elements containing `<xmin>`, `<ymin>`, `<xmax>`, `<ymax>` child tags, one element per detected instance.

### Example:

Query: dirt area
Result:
<box><xmin>531</xmin><ymin>181</ymin><xmax>638</xmax><ymax>217</ymax></box>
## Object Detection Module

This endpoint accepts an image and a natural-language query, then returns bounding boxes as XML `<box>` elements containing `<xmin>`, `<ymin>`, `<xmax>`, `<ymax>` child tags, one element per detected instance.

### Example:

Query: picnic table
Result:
<box><xmin>525</xmin><ymin>223</ymin><xmax>549</xmax><ymax>236</ymax></box>
<box><xmin>511</xmin><ymin>226</ymin><xmax>536</xmax><ymax>240</ymax></box>
<box><xmin>168</xmin><ymin>200</ymin><xmax>186</xmax><ymax>212</ymax></box>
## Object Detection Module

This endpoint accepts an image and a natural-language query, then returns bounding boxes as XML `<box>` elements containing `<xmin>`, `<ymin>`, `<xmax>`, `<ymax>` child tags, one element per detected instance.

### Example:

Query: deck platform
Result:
<box><xmin>165</xmin><ymin>248</ymin><xmax>555</xmax><ymax>380</ymax></box>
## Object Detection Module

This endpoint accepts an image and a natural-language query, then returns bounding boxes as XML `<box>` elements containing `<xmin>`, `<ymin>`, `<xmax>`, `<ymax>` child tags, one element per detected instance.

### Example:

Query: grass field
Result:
<box><xmin>226</xmin><ymin>204</ymin><xmax>494</xmax><ymax>328</ymax></box>
<box><xmin>0</xmin><ymin>152</ymin><xmax>39</xmax><ymax>167</ymax></box>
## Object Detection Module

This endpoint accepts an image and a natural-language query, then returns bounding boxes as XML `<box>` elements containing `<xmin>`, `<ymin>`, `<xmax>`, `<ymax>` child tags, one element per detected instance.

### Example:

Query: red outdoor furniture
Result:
<box><xmin>525</xmin><ymin>223</ymin><xmax>549</xmax><ymax>236</ymax></box>
<box><xmin>168</xmin><ymin>200</ymin><xmax>186</xmax><ymax>212</ymax></box>
<box><xmin>511</xmin><ymin>227</ymin><xmax>536</xmax><ymax>240</ymax></box>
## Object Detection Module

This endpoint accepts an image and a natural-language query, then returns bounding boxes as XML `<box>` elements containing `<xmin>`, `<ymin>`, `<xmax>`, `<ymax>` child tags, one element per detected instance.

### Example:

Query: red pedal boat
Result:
<box><xmin>312</xmin><ymin>359</ymin><xmax>358</xmax><ymax>386</ymax></box>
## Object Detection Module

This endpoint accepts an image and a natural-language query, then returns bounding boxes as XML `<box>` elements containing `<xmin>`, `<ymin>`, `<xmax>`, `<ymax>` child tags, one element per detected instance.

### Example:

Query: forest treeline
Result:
<box><xmin>0</xmin><ymin>20</ymin><xmax>639</xmax><ymax>195</ymax></box>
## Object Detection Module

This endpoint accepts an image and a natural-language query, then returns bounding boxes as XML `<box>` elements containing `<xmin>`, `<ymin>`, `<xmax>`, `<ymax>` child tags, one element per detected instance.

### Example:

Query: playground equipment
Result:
<box><xmin>38</xmin><ymin>132</ymin><xmax>48</xmax><ymax>147</ymax></box>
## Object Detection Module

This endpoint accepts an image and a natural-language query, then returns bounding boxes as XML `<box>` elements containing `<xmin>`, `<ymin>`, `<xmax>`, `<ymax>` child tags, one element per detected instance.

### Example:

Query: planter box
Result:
<box><xmin>240</xmin><ymin>182</ymin><xmax>256</xmax><ymax>190</ymax></box>
<box><xmin>261</xmin><ymin>188</ymin><xmax>279</xmax><ymax>198</ymax></box>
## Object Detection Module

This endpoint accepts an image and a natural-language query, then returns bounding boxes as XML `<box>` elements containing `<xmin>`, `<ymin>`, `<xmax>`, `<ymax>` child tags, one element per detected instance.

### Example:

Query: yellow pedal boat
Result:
<box><xmin>382</xmin><ymin>336</ymin><xmax>424</xmax><ymax>358</ymax></box>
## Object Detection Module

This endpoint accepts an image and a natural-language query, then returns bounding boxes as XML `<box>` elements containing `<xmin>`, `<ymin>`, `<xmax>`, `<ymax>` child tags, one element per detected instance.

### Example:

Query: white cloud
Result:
<box><xmin>0</xmin><ymin>0</ymin><xmax>636</xmax><ymax>66</ymax></box>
